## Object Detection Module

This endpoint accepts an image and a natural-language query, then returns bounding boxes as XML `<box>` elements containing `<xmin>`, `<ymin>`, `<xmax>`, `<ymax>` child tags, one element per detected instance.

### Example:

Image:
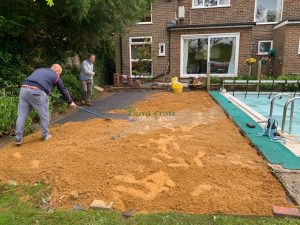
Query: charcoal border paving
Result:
<box><xmin>57</xmin><ymin>90</ymin><xmax>158</xmax><ymax>124</ymax></box>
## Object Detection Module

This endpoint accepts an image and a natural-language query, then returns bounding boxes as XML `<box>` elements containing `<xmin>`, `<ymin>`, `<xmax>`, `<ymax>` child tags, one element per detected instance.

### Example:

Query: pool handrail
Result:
<box><xmin>269</xmin><ymin>93</ymin><xmax>293</xmax><ymax>117</ymax></box>
<box><xmin>282</xmin><ymin>97</ymin><xmax>300</xmax><ymax>134</ymax></box>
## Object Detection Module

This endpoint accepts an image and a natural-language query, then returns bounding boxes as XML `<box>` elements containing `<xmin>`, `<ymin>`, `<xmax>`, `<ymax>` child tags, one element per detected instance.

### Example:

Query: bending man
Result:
<box><xmin>15</xmin><ymin>64</ymin><xmax>76</xmax><ymax>146</ymax></box>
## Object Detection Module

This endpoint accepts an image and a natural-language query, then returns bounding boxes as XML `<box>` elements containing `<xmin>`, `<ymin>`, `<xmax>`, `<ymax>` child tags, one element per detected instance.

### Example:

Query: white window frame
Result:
<box><xmin>192</xmin><ymin>0</ymin><xmax>231</xmax><ymax>9</ymax></box>
<box><xmin>258</xmin><ymin>40</ymin><xmax>273</xmax><ymax>55</ymax></box>
<box><xmin>180</xmin><ymin>33</ymin><xmax>240</xmax><ymax>78</ymax></box>
<box><xmin>254</xmin><ymin>0</ymin><xmax>284</xmax><ymax>25</ymax></box>
<box><xmin>129</xmin><ymin>36</ymin><xmax>153</xmax><ymax>78</ymax></box>
<box><xmin>158</xmin><ymin>43</ymin><xmax>166</xmax><ymax>56</ymax></box>
<box><xmin>298</xmin><ymin>38</ymin><xmax>300</xmax><ymax>54</ymax></box>
<box><xmin>137</xmin><ymin>4</ymin><xmax>153</xmax><ymax>25</ymax></box>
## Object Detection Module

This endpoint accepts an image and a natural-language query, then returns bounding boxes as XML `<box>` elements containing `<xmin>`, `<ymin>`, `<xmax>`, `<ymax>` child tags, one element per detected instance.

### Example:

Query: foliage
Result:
<box><xmin>0</xmin><ymin>0</ymin><xmax>154</xmax><ymax>88</ymax></box>
<box><xmin>133</xmin><ymin>43</ymin><xmax>152</xmax><ymax>76</ymax></box>
<box><xmin>1</xmin><ymin>184</ymin><xmax>300</xmax><ymax>225</ymax></box>
<box><xmin>0</xmin><ymin>91</ymin><xmax>36</xmax><ymax>134</ymax></box>
<box><xmin>210</xmin><ymin>74</ymin><xmax>300</xmax><ymax>93</ymax></box>
<box><xmin>60</xmin><ymin>72</ymin><xmax>83</xmax><ymax>101</ymax></box>
<box><xmin>33</xmin><ymin>0</ymin><xmax>54</xmax><ymax>7</ymax></box>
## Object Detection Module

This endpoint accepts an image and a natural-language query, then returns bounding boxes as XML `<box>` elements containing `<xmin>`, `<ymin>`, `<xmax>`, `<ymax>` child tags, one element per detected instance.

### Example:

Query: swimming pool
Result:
<box><xmin>232</xmin><ymin>92</ymin><xmax>300</xmax><ymax>135</ymax></box>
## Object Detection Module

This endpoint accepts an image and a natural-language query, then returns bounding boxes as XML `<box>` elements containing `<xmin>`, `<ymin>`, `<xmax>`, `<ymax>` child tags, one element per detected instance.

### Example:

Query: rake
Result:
<box><xmin>51</xmin><ymin>96</ymin><xmax>111</xmax><ymax>121</ymax></box>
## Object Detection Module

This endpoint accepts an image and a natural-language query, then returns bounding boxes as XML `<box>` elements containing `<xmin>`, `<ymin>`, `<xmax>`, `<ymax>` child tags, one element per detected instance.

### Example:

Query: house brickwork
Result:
<box><xmin>115</xmin><ymin>0</ymin><xmax>300</xmax><ymax>78</ymax></box>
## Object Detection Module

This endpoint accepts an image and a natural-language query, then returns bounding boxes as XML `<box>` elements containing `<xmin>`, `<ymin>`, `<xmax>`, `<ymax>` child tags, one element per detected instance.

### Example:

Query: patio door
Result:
<box><xmin>181</xmin><ymin>33</ymin><xmax>240</xmax><ymax>77</ymax></box>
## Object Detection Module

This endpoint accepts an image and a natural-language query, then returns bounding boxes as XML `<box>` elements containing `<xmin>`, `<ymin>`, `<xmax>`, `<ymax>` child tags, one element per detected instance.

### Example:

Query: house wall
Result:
<box><xmin>252</xmin><ymin>25</ymin><xmax>274</xmax><ymax>75</ymax></box>
<box><xmin>115</xmin><ymin>0</ymin><xmax>300</xmax><ymax>78</ymax></box>
<box><xmin>282</xmin><ymin>0</ymin><xmax>300</xmax><ymax>21</ymax></box>
<box><xmin>115</xmin><ymin>0</ymin><xmax>176</xmax><ymax>77</ymax></box>
<box><xmin>179</xmin><ymin>0</ymin><xmax>255</xmax><ymax>25</ymax></box>
<box><xmin>273</xmin><ymin>26</ymin><xmax>286</xmax><ymax>76</ymax></box>
<box><xmin>282</xmin><ymin>25</ymin><xmax>300</xmax><ymax>75</ymax></box>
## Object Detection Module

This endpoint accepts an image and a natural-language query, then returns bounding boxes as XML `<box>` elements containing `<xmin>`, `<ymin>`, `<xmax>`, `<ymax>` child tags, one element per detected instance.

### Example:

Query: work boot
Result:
<box><xmin>15</xmin><ymin>138</ymin><xmax>23</xmax><ymax>146</ymax></box>
<box><xmin>42</xmin><ymin>134</ymin><xmax>52</xmax><ymax>141</ymax></box>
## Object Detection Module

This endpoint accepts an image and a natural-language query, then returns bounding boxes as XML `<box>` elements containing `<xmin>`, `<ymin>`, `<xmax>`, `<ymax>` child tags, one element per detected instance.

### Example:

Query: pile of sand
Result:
<box><xmin>0</xmin><ymin>91</ymin><xmax>292</xmax><ymax>215</ymax></box>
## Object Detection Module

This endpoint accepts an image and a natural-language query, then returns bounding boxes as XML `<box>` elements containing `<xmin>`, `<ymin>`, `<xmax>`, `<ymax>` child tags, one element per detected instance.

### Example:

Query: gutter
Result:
<box><xmin>167</xmin><ymin>22</ymin><xmax>256</xmax><ymax>31</ymax></box>
<box><xmin>273</xmin><ymin>19</ymin><xmax>300</xmax><ymax>30</ymax></box>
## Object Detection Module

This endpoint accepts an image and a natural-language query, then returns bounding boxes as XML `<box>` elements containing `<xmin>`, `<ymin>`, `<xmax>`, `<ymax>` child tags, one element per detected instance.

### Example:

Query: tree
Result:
<box><xmin>33</xmin><ymin>0</ymin><xmax>54</xmax><ymax>7</ymax></box>
<box><xmin>0</xmin><ymin>0</ymin><xmax>154</xmax><ymax>87</ymax></box>
<box><xmin>0</xmin><ymin>0</ymin><xmax>154</xmax><ymax>48</ymax></box>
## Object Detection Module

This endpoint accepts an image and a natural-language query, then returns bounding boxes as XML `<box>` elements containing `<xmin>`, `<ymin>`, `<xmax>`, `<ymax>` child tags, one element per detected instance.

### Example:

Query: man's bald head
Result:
<box><xmin>51</xmin><ymin>64</ymin><xmax>62</xmax><ymax>76</ymax></box>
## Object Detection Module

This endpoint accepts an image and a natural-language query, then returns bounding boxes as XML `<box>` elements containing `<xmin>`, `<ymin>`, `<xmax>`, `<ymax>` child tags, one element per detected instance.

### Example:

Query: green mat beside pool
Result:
<box><xmin>209</xmin><ymin>91</ymin><xmax>300</xmax><ymax>170</ymax></box>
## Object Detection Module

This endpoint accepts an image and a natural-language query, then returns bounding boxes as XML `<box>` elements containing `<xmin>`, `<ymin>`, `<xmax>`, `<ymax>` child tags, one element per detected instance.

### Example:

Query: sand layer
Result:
<box><xmin>0</xmin><ymin>91</ymin><xmax>292</xmax><ymax>215</ymax></box>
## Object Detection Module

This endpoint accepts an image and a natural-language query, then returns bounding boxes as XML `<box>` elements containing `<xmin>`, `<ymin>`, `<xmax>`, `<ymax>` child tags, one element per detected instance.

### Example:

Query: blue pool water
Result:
<box><xmin>233</xmin><ymin>92</ymin><xmax>300</xmax><ymax>135</ymax></box>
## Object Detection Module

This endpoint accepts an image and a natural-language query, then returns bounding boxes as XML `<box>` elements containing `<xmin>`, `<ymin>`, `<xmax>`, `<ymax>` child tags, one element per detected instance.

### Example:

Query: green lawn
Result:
<box><xmin>0</xmin><ymin>184</ymin><xmax>299</xmax><ymax>225</ymax></box>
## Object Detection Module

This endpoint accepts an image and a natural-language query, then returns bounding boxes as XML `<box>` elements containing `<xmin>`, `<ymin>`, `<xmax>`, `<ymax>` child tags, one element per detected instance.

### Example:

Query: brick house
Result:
<box><xmin>115</xmin><ymin>0</ymin><xmax>300</xmax><ymax>79</ymax></box>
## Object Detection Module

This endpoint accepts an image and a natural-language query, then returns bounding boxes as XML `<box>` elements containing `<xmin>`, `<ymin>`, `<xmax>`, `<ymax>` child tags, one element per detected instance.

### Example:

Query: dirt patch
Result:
<box><xmin>0</xmin><ymin>91</ymin><xmax>293</xmax><ymax>215</ymax></box>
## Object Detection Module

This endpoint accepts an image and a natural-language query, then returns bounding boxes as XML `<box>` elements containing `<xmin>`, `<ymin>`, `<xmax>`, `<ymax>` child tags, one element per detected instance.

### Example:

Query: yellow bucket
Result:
<box><xmin>172</xmin><ymin>83</ymin><xmax>183</xmax><ymax>94</ymax></box>
<box><xmin>171</xmin><ymin>77</ymin><xmax>178</xmax><ymax>83</ymax></box>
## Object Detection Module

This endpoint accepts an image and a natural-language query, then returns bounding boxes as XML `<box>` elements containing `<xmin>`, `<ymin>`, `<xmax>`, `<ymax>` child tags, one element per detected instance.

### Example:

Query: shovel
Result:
<box><xmin>51</xmin><ymin>96</ymin><xmax>111</xmax><ymax>121</ymax></box>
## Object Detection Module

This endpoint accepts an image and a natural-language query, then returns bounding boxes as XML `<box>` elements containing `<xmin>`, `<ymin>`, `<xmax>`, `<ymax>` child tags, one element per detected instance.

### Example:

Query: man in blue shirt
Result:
<box><xmin>80</xmin><ymin>54</ymin><xmax>96</xmax><ymax>106</ymax></box>
<box><xmin>15</xmin><ymin>64</ymin><xmax>76</xmax><ymax>146</ymax></box>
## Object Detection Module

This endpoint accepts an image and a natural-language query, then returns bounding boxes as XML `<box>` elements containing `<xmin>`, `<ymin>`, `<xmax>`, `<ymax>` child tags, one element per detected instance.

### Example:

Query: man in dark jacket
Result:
<box><xmin>15</xmin><ymin>64</ymin><xmax>76</xmax><ymax>146</ymax></box>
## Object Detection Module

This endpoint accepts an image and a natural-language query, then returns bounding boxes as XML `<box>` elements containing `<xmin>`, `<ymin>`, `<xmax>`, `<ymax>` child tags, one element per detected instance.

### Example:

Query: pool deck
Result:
<box><xmin>210</xmin><ymin>91</ymin><xmax>300</xmax><ymax>206</ymax></box>
<box><xmin>223</xmin><ymin>92</ymin><xmax>300</xmax><ymax>158</ymax></box>
<box><xmin>210</xmin><ymin>91</ymin><xmax>300</xmax><ymax>170</ymax></box>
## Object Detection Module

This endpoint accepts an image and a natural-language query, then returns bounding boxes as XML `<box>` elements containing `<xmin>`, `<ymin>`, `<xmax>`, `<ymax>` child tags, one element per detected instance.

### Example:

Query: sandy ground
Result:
<box><xmin>0</xmin><ymin>91</ymin><xmax>293</xmax><ymax>215</ymax></box>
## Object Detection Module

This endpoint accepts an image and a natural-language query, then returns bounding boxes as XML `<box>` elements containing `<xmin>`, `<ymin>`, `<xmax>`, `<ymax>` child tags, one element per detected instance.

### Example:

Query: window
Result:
<box><xmin>138</xmin><ymin>4</ymin><xmax>152</xmax><ymax>24</ymax></box>
<box><xmin>258</xmin><ymin>40</ymin><xmax>273</xmax><ymax>55</ymax></box>
<box><xmin>255</xmin><ymin>0</ymin><xmax>283</xmax><ymax>23</ymax></box>
<box><xmin>181</xmin><ymin>33</ymin><xmax>239</xmax><ymax>77</ymax></box>
<box><xmin>158</xmin><ymin>43</ymin><xmax>166</xmax><ymax>56</ymax></box>
<box><xmin>130</xmin><ymin>37</ymin><xmax>152</xmax><ymax>77</ymax></box>
<box><xmin>192</xmin><ymin>0</ymin><xmax>230</xmax><ymax>8</ymax></box>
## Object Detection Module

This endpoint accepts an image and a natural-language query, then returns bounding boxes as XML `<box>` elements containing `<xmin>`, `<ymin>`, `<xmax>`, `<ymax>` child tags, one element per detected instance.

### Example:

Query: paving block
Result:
<box><xmin>273</xmin><ymin>206</ymin><xmax>300</xmax><ymax>218</ymax></box>
<box><xmin>90</xmin><ymin>200</ymin><xmax>113</xmax><ymax>210</ymax></box>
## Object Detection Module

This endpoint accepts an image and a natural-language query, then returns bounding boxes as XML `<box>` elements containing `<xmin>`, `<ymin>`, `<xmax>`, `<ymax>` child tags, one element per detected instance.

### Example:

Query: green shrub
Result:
<box><xmin>258</xmin><ymin>74</ymin><xmax>300</xmax><ymax>92</ymax></box>
<box><xmin>61</xmin><ymin>72</ymin><xmax>83</xmax><ymax>101</ymax></box>
<box><xmin>0</xmin><ymin>91</ymin><xmax>35</xmax><ymax>135</ymax></box>
<box><xmin>0</xmin><ymin>94</ymin><xmax>18</xmax><ymax>133</ymax></box>
<box><xmin>210</xmin><ymin>76</ymin><xmax>222</xmax><ymax>84</ymax></box>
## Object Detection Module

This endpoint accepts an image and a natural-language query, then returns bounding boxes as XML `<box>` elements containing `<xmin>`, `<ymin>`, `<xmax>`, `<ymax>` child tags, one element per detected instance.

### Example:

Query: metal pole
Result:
<box><xmin>282</xmin><ymin>97</ymin><xmax>300</xmax><ymax>134</ymax></box>
<box><xmin>269</xmin><ymin>93</ymin><xmax>291</xmax><ymax>117</ymax></box>
<box><xmin>289</xmin><ymin>101</ymin><xmax>294</xmax><ymax>134</ymax></box>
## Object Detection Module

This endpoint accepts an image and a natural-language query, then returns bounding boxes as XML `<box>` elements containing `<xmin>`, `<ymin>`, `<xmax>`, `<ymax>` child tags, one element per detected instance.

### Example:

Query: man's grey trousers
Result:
<box><xmin>16</xmin><ymin>88</ymin><xmax>49</xmax><ymax>140</ymax></box>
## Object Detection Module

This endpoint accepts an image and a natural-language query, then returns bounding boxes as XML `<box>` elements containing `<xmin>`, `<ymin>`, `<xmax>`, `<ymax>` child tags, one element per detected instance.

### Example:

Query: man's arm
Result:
<box><xmin>81</xmin><ymin>61</ymin><xmax>95</xmax><ymax>76</ymax></box>
<box><xmin>56</xmin><ymin>79</ymin><xmax>74</xmax><ymax>105</ymax></box>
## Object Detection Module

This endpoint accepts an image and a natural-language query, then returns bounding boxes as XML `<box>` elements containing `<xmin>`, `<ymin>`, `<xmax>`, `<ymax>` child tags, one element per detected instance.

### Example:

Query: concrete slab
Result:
<box><xmin>90</xmin><ymin>200</ymin><xmax>113</xmax><ymax>210</ymax></box>
<box><xmin>275</xmin><ymin>172</ymin><xmax>300</xmax><ymax>206</ymax></box>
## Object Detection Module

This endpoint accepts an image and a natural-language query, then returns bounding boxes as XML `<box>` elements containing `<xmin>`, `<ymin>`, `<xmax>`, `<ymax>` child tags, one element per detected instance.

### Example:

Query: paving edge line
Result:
<box><xmin>209</xmin><ymin>91</ymin><xmax>300</xmax><ymax>170</ymax></box>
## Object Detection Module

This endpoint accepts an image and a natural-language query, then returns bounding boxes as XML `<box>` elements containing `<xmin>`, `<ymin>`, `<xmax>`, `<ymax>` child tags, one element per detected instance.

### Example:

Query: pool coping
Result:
<box><xmin>209</xmin><ymin>91</ymin><xmax>300</xmax><ymax>170</ymax></box>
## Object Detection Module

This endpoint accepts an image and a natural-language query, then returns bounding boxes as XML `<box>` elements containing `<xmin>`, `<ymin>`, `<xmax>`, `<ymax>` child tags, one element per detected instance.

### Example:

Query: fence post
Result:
<box><xmin>207</xmin><ymin>62</ymin><xmax>211</xmax><ymax>91</ymax></box>
<box><xmin>257</xmin><ymin>60</ymin><xmax>262</xmax><ymax>92</ymax></box>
